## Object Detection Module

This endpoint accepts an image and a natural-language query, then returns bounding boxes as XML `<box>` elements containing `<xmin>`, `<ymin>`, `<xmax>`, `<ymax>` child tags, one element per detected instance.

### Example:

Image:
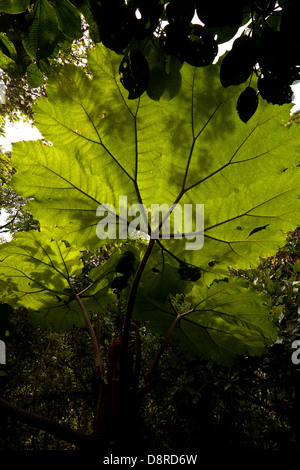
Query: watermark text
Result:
<box><xmin>96</xmin><ymin>196</ymin><xmax>204</xmax><ymax>251</ymax></box>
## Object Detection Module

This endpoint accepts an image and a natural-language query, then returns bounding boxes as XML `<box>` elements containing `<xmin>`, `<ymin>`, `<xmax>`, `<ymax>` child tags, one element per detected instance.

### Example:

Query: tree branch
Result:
<box><xmin>138</xmin><ymin>298</ymin><xmax>194</xmax><ymax>400</ymax></box>
<box><xmin>118</xmin><ymin>238</ymin><xmax>155</xmax><ymax>412</ymax></box>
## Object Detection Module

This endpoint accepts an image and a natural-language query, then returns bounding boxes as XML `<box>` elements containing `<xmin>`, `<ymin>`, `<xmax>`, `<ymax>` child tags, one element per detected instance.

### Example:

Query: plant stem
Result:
<box><xmin>119</xmin><ymin>238</ymin><xmax>155</xmax><ymax>398</ymax></box>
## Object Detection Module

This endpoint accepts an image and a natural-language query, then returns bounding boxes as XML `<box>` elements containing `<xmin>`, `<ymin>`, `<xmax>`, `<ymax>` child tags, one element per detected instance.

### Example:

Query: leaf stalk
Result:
<box><xmin>119</xmin><ymin>238</ymin><xmax>155</xmax><ymax>402</ymax></box>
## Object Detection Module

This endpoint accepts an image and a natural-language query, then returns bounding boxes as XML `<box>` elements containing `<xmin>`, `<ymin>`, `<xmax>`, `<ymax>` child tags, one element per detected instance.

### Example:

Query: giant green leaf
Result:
<box><xmin>8</xmin><ymin>43</ymin><xmax>300</xmax><ymax>363</ymax></box>
<box><xmin>0</xmin><ymin>230</ymin><xmax>118</xmax><ymax>329</ymax></box>
<box><xmin>134</xmin><ymin>277</ymin><xmax>278</xmax><ymax>365</ymax></box>
<box><xmin>11</xmin><ymin>44</ymin><xmax>300</xmax><ymax>275</ymax></box>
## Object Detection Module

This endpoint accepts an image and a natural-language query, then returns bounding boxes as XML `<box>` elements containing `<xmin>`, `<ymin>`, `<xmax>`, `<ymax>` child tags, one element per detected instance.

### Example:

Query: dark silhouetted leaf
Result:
<box><xmin>119</xmin><ymin>50</ymin><xmax>149</xmax><ymax>99</ymax></box>
<box><xmin>237</xmin><ymin>86</ymin><xmax>259</xmax><ymax>123</ymax></box>
<box><xmin>257</xmin><ymin>30</ymin><xmax>298</xmax><ymax>82</ymax></box>
<box><xmin>160</xmin><ymin>24</ymin><xmax>218</xmax><ymax>67</ymax></box>
<box><xmin>220</xmin><ymin>35</ymin><xmax>257</xmax><ymax>87</ymax></box>
<box><xmin>181</xmin><ymin>25</ymin><xmax>218</xmax><ymax>67</ymax></box>
<box><xmin>159</xmin><ymin>23</ymin><xmax>185</xmax><ymax>59</ymax></box>
<box><xmin>280</xmin><ymin>0</ymin><xmax>300</xmax><ymax>44</ymax></box>
<box><xmin>0</xmin><ymin>0</ymin><xmax>30</xmax><ymax>13</ymax></box>
<box><xmin>258</xmin><ymin>74</ymin><xmax>294</xmax><ymax>105</ymax></box>
<box><xmin>248</xmin><ymin>224</ymin><xmax>270</xmax><ymax>237</ymax></box>
<box><xmin>206</xmin><ymin>24</ymin><xmax>240</xmax><ymax>45</ymax></box>
<box><xmin>90</xmin><ymin>0</ymin><xmax>133</xmax><ymax>53</ymax></box>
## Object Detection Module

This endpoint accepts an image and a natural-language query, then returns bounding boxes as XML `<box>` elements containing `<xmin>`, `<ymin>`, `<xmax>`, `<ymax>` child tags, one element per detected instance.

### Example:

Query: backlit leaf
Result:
<box><xmin>8</xmin><ymin>43</ymin><xmax>300</xmax><ymax>362</ymax></box>
<box><xmin>11</xmin><ymin>44</ymin><xmax>300</xmax><ymax>269</ymax></box>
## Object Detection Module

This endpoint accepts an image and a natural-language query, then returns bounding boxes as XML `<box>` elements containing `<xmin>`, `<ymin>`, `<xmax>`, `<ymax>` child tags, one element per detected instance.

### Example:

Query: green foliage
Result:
<box><xmin>12</xmin><ymin>45</ymin><xmax>300</xmax><ymax>260</ymax></box>
<box><xmin>0</xmin><ymin>0</ymin><xmax>86</xmax><ymax>96</ymax></box>
<box><xmin>232</xmin><ymin>227</ymin><xmax>300</xmax><ymax>347</ymax></box>
<box><xmin>87</xmin><ymin>0</ymin><xmax>300</xmax><ymax>118</ymax></box>
<box><xmin>0</xmin><ymin>1</ymin><xmax>299</xmax><ymax>124</ymax></box>
<box><xmin>23</xmin><ymin>0</ymin><xmax>59</xmax><ymax>61</ymax></box>
<box><xmin>0</xmin><ymin>151</ymin><xmax>39</xmax><ymax>234</ymax></box>
<box><xmin>0</xmin><ymin>302</ymin><xmax>13</xmax><ymax>340</ymax></box>
<box><xmin>0</xmin><ymin>0</ymin><xmax>30</xmax><ymax>14</ymax></box>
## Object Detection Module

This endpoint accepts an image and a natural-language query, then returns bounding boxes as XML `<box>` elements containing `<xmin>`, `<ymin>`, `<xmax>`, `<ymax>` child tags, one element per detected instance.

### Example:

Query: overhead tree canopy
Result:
<box><xmin>0</xmin><ymin>1</ymin><xmax>299</xmax><ymax>121</ymax></box>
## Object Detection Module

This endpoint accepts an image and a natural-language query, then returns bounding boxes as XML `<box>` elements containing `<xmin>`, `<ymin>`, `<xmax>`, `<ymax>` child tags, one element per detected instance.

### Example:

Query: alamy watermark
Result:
<box><xmin>0</xmin><ymin>82</ymin><xmax>6</xmax><ymax>105</ymax></box>
<box><xmin>96</xmin><ymin>196</ymin><xmax>204</xmax><ymax>251</ymax></box>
